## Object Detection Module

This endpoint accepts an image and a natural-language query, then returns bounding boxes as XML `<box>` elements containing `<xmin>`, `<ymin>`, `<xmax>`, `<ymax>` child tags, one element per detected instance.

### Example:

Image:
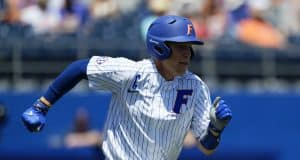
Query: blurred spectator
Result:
<box><xmin>265</xmin><ymin>0</ymin><xmax>300</xmax><ymax>36</ymax></box>
<box><xmin>0</xmin><ymin>1</ymin><xmax>4</xmax><ymax>10</ymax></box>
<box><xmin>140</xmin><ymin>0</ymin><xmax>169</xmax><ymax>41</ymax></box>
<box><xmin>0</xmin><ymin>0</ymin><xmax>22</xmax><ymax>24</ymax></box>
<box><xmin>64</xmin><ymin>107</ymin><xmax>102</xmax><ymax>149</ymax></box>
<box><xmin>20</xmin><ymin>0</ymin><xmax>36</xmax><ymax>7</ymax></box>
<box><xmin>90</xmin><ymin>0</ymin><xmax>119</xmax><ymax>20</ymax></box>
<box><xmin>0</xmin><ymin>103</ymin><xmax>7</xmax><ymax>124</ymax></box>
<box><xmin>168</xmin><ymin>0</ymin><xmax>201</xmax><ymax>16</ymax></box>
<box><xmin>114</xmin><ymin>0</ymin><xmax>141</xmax><ymax>14</ymax></box>
<box><xmin>0</xmin><ymin>102</ymin><xmax>7</xmax><ymax>141</ymax></box>
<box><xmin>236</xmin><ymin>0</ymin><xmax>285</xmax><ymax>48</ymax></box>
<box><xmin>20</xmin><ymin>0</ymin><xmax>59</xmax><ymax>34</ymax></box>
<box><xmin>224</xmin><ymin>0</ymin><xmax>250</xmax><ymax>38</ymax></box>
<box><xmin>47</xmin><ymin>0</ymin><xmax>64</xmax><ymax>14</ymax></box>
<box><xmin>198</xmin><ymin>0</ymin><xmax>227</xmax><ymax>40</ymax></box>
<box><xmin>59</xmin><ymin>0</ymin><xmax>90</xmax><ymax>33</ymax></box>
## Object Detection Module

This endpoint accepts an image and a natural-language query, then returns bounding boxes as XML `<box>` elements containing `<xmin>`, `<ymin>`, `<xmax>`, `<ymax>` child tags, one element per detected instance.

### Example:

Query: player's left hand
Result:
<box><xmin>209</xmin><ymin>96</ymin><xmax>232</xmax><ymax>133</ymax></box>
<box><xmin>21</xmin><ymin>100</ymin><xmax>49</xmax><ymax>132</ymax></box>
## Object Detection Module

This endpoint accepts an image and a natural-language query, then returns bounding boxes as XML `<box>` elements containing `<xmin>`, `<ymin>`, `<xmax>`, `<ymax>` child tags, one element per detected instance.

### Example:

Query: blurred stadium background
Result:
<box><xmin>0</xmin><ymin>0</ymin><xmax>299</xmax><ymax>159</ymax></box>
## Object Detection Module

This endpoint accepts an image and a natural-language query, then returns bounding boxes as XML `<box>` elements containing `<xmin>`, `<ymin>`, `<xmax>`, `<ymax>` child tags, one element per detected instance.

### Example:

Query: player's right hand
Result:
<box><xmin>21</xmin><ymin>100</ymin><xmax>49</xmax><ymax>132</ymax></box>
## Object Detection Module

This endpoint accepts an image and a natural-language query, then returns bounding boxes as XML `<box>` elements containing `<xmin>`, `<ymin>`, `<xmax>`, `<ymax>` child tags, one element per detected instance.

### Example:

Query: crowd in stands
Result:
<box><xmin>0</xmin><ymin>1</ymin><xmax>299</xmax><ymax>157</ymax></box>
<box><xmin>0</xmin><ymin>0</ymin><xmax>299</xmax><ymax>49</ymax></box>
<box><xmin>0</xmin><ymin>0</ymin><xmax>300</xmax><ymax>90</ymax></box>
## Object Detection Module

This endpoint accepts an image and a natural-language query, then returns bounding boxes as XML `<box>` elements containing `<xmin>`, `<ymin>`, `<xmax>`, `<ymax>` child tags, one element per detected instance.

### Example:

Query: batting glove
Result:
<box><xmin>209</xmin><ymin>96</ymin><xmax>232</xmax><ymax>133</ymax></box>
<box><xmin>22</xmin><ymin>99</ymin><xmax>49</xmax><ymax>132</ymax></box>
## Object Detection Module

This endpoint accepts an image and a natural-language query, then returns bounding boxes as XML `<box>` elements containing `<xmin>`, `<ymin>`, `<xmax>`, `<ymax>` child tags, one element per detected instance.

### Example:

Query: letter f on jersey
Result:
<box><xmin>173</xmin><ymin>90</ymin><xmax>193</xmax><ymax>113</ymax></box>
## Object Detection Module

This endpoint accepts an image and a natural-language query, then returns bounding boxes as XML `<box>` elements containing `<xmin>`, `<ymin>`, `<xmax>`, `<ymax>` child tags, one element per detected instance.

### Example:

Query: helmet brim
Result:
<box><xmin>165</xmin><ymin>36</ymin><xmax>204</xmax><ymax>45</ymax></box>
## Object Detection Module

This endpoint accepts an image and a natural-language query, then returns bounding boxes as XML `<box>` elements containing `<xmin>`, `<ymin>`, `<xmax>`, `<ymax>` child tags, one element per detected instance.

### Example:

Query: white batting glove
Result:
<box><xmin>209</xmin><ymin>96</ymin><xmax>232</xmax><ymax>133</ymax></box>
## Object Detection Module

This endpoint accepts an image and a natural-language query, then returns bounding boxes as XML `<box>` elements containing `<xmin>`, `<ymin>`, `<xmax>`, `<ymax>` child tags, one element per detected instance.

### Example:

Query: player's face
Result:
<box><xmin>161</xmin><ymin>43</ymin><xmax>192</xmax><ymax>78</ymax></box>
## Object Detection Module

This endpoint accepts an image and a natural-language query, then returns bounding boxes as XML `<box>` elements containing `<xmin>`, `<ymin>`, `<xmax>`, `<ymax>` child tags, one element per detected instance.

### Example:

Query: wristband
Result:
<box><xmin>198</xmin><ymin>129</ymin><xmax>220</xmax><ymax>150</ymax></box>
<box><xmin>40</xmin><ymin>97</ymin><xmax>52</xmax><ymax>107</ymax></box>
<box><xmin>34</xmin><ymin>99</ymin><xmax>49</xmax><ymax>114</ymax></box>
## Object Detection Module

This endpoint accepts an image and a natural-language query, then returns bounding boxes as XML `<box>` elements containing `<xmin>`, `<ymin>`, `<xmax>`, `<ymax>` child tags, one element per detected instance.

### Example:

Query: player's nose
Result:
<box><xmin>181</xmin><ymin>49</ymin><xmax>191</xmax><ymax>58</ymax></box>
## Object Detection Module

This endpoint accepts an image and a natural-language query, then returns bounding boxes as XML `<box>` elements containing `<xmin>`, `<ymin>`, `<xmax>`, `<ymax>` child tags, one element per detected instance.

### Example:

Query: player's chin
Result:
<box><xmin>175</xmin><ymin>68</ymin><xmax>187</xmax><ymax>76</ymax></box>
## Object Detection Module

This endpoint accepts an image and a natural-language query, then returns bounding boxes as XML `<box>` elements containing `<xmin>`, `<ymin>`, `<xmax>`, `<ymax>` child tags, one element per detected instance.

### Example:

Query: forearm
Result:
<box><xmin>196</xmin><ymin>96</ymin><xmax>232</xmax><ymax>155</ymax></box>
<box><xmin>41</xmin><ymin>59</ymin><xmax>89</xmax><ymax>106</ymax></box>
<box><xmin>22</xmin><ymin>59</ymin><xmax>90</xmax><ymax>132</ymax></box>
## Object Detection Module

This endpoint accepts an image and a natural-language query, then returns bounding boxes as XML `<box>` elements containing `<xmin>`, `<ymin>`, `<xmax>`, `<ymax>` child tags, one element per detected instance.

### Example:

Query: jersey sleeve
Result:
<box><xmin>86</xmin><ymin>56</ymin><xmax>136</xmax><ymax>93</ymax></box>
<box><xmin>190</xmin><ymin>83</ymin><xmax>212</xmax><ymax>139</ymax></box>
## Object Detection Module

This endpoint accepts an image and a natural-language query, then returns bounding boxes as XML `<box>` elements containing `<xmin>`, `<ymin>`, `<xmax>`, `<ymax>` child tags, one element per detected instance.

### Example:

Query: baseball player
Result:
<box><xmin>22</xmin><ymin>15</ymin><xmax>232</xmax><ymax>160</ymax></box>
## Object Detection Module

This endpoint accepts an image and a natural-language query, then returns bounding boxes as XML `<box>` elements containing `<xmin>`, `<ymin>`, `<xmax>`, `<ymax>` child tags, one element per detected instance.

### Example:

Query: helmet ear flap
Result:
<box><xmin>151</xmin><ymin>41</ymin><xmax>171</xmax><ymax>60</ymax></box>
<box><xmin>154</xmin><ymin>46</ymin><xmax>163</xmax><ymax>54</ymax></box>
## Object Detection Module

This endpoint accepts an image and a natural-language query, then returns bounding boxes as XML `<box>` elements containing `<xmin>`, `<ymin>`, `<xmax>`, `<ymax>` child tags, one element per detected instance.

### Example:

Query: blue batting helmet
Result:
<box><xmin>146</xmin><ymin>15</ymin><xmax>204</xmax><ymax>60</ymax></box>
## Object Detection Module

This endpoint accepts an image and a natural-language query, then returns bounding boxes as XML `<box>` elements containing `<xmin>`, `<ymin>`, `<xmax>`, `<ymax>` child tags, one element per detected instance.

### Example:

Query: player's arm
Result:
<box><xmin>196</xmin><ymin>97</ymin><xmax>232</xmax><ymax>155</ymax></box>
<box><xmin>21</xmin><ymin>59</ymin><xmax>89</xmax><ymax>132</ymax></box>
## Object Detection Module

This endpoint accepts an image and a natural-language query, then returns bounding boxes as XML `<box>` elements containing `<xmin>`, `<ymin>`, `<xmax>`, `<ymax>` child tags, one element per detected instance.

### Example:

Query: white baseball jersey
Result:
<box><xmin>87</xmin><ymin>56</ymin><xmax>212</xmax><ymax>160</ymax></box>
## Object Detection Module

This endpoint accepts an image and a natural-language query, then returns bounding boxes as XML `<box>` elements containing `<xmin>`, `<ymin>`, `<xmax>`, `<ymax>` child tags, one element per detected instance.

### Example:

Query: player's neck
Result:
<box><xmin>154</xmin><ymin>60</ymin><xmax>175</xmax><ymax>81</ymax></box>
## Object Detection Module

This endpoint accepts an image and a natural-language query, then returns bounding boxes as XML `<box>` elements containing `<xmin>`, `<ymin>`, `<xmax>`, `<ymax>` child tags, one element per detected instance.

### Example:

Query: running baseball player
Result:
<box><xmin>22</xmin><ymin>15</ymin><xmax>232</xmax><ymax>159</ymax></box>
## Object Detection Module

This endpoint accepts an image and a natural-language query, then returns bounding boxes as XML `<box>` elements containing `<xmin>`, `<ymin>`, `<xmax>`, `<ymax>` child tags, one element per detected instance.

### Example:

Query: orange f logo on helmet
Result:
<box><xmin>187</xmin><ymin>24</ymin><xmax>193</xmax><ymax>35</ymax></box>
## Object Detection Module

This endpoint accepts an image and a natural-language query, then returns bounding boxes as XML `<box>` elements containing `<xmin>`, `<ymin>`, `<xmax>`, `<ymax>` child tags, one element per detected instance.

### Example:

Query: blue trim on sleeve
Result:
<box><xmin>44</xmin><ymin>59</ymin><xmax>89</xmax><ymax>104</ymax></box>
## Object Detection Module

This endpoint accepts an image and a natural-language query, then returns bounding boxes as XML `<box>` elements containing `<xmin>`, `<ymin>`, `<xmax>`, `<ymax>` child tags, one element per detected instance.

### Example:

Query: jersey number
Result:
<box><xmin>127</xmin><ymin>74</ymin><xmax>141</xmax><ymax>93</ymax></box>
<box><xmin>173</xmin><ymin>90</ymin><xmax>193</xmax><ymax>114</ymax></box>
<box><xmin>132</xmin><ymin>74</ymin><xmax>141</xmax><ymax>89</ymax></box>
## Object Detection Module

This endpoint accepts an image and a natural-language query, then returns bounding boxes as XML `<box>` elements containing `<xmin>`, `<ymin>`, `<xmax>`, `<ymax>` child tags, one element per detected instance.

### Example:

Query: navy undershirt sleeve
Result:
<box><xmin>43</xmin><ymin>59</ymin><xmax>89</xmax><ymax>104</ymax></box>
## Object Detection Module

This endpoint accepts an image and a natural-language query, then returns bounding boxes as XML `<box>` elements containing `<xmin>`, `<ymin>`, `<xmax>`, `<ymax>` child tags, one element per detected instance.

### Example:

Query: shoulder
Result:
<box><xmin>87</xmin><ymin>56</ymin><xmax>151</xmax><ymax>78</ymax></box>
<box><xmin>184</xmin><ymin>72</ymin><xmax>210</xmax><ymax>95</ymax></box>
<box><xmin>88</xmin><ymin>56</ymin><xmax>141</xmax><ymax>71</ymax></box>
<box><xmin>185</xmin><ymin>72</ymin><xmax>206</xmax><ymax>86</ymax></box>
<box><xmin>89</xmin><ymin>56</ymin><xmax>136</xmax><ymax>65</ymax></box>
<box><xmin>136</xmin><ymin>59</ymin><xmax>154</xmax><ymax>70</ymax></box>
